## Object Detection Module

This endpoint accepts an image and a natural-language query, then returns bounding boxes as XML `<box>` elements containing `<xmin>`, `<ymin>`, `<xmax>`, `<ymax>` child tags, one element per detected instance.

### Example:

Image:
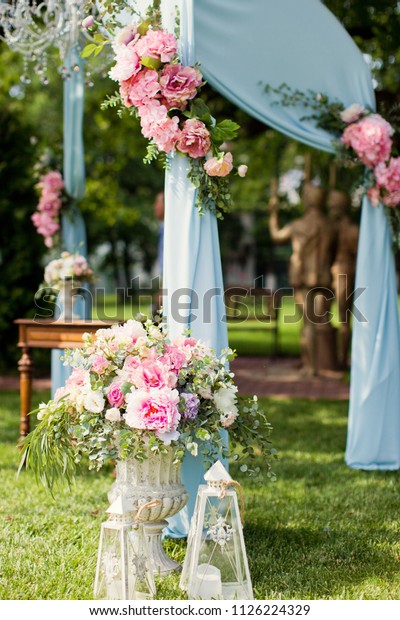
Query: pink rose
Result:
<box><xmin>367</xmin><ymin>186</ymin><xmax>381</xmax><ymax>207</ymax></box>
<box><xmin>159</xmin><ymin>63</ymin><xmax>203</xmax><ymax>110</ymax></box>
<box><xmin>120</xmin><ymin>69</ymin><xmax>160</xmax><ymax>108</ymax></box>
<box><xmin>109</xmin><ymin>45</ymin><xmax>141</xmax><ymax>83</ymax></box>
<box><xmin>341</xmin><ymin>114</ymin><xmax>394</xmax><ymax>168</ymax></box>
<box><xmin>383</xmin><ymin>191</ymin><xmax>400</xmax><ymax>208</ymax></box>
<box><xmin>138</xmin><ymin>100</ymin><xmax>180</xmax><ymax>153</ymax></box>
<box><xmin>39</xmin><ymin>171</ymin><xmax>64</xmax><ymax>192</ymax></box>
<box><xmin>204</xmin><ymin>152</ymin><xmax>233</xmax><ymax>177</ymax></box>
<box><xmin>82</xmin><ymin>15</ymin><xmax>95</xmax><ymax>29</ymax></box>
<box><xmin>91</xmin><ymin>355</ymin><xmax>109</xmax><ymax>375</ymax></box>
<box><xmin>375</xmin><ymin>157</ymin><xmax>400</xmax><ymax>192</ymax></box>
<box><xmin>134</xmin><ymin>29</ymin><xmax>177</xmax><ymax>63</ymax></box>
<box><xmin>177</xmin><ymin>119</ymin><xmax>211</xmax><ymax>159</ymax></box>
<box><xmin>125</xmin><ymin>387</ymin><xmax>181</xmax><ymax>436</ymax></box>
<box><xmin>31</xmin><ymin>212</ymin><xmax>59</xmax><ymax>236</ymax></box>
<box><xmin>107</xmin><ymin>381</ymin><xmax>125</xmax><ymax>408</ymax></box>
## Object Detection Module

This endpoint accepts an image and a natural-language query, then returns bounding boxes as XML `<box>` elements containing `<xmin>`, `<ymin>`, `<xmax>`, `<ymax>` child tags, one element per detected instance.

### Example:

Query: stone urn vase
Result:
<box><xmin>57</xmin><ymin>276</ymin><xmax>80</xmax><ymax>321</ymax></box>
<box><xmin>108</xmin><ymin>447</ymin><xmax>188</xmax><ymax>574</ymax></box>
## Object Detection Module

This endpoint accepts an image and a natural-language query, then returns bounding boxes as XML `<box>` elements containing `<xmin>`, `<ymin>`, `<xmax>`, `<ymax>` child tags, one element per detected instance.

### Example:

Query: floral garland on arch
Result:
<box><xmin>31</xmin><ymin>169</ymin><xmax>66</xmax><ymax>249</ymax></box>
<box><xmin>265</xmin><ymin>84</ymin><xmax>400</xmax><ymax>248</ymax></box>
<box><xmin>81</xmin><ymin>2</ymin><xmax>247</xmax><ymax>218</ymax></box>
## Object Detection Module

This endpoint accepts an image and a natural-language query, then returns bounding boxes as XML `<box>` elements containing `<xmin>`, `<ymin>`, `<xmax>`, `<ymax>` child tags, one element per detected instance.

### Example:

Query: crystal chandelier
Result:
<box><xmin>0</xmin><ymin>1</ymin><xmax>90</xmax><ymax>84</ymax></box>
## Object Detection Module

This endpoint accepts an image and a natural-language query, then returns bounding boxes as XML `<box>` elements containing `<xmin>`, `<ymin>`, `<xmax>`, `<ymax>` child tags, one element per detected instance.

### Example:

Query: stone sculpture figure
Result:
<box><xmin>268</xmin><ymin>182</ymin><xmax>336</xmax><ymax>375</ymax></box>
<box><xmin>327</xmin><ymin>189</ymin><xmax>359</xmax><ymax>369</ymax></box>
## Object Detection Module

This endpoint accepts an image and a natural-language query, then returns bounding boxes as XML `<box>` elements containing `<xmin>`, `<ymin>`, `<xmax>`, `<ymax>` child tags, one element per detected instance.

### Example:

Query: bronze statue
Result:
<box><xmin>327</xmin><ymin>189</ymin><xmax>359</xmax><ymax>369</ymax></box>
<box><xmin>268</xmin><ymin>182</ymin><xmax>336</xmax><ymax>375</ymax></box>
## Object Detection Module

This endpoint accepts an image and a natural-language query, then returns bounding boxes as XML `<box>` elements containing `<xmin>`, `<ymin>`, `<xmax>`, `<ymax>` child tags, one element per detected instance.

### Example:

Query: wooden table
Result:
<box><xmin>14</xmin><ymin>319</ymin><xmax>118</xmax><ymax>441</ymax></box>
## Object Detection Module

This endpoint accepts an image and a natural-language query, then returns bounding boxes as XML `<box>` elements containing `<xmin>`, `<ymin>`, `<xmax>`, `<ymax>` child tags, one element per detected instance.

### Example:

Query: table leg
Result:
<box><xmin>18</xmin><ymin>346</ymin><xmax>33</xmax><ymax>441</ymax></box>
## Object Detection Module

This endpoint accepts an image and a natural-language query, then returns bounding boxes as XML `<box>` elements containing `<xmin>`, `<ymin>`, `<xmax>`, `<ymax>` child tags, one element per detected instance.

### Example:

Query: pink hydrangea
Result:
<box><xmin>204</xmin><ymin>152</ymin><xmax>233</xmax><ymax>177</ymax></box>
<box><xmin>159</xmin><ymin>63</ymin><xmax>203</xmax><ymax>110</ymax></box>
<box><xmin>375</xmin><ymin>157</ymin><xmax>400</xmax><ymax>192</ymax></box>
<box><xmin>124</xmin><ymin>387</ymin><xmax>181</xmax><ymax>435</ymax></box>
<box><xmin>134</xmin><ymin>29</ymin><xmax>177</xmax><ymax>63</ymax></box>
<box><xmin>128</xmin><ymin>359</ymin><xmax>177</xmax><ymax>390</ymax></box>
<box><xmin>138</xmin><ymin>100</ymin><xmax>180</xmax><ymax>153</ymax></box>
<box><xmin>109</xmin><ymin>45</ymin><xmax>141</xmax><ymax>83</ymax></box>
<box><xmin>120</xmin><ymin>69</ymin><xmax>160</xmax><ymax>108</ymax></box>
<box><xmin>341</xmin><ymin>114</ymin><xmax>394</xmax><ymax>168</ymax></box>
<box><xmin>107</xmin><ymin>381</ymin><xmax>125</xmax><ymax>408</ymax></box>
<box><xmin>177</xmin><ymin>119</ymin><xmax>211</xmax><ymax>159</ymax></box>
<box><xmin>383</xmin><ymin>191</ymin><xmax>400</xmax><ymax>207</ymax></box>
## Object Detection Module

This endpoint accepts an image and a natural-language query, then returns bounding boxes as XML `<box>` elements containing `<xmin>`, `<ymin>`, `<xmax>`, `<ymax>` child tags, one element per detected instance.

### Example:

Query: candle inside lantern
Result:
<box><xmin>195</xmin><ymin>564</ymin><xmax>222</xmax><ymax>600</ymax></box>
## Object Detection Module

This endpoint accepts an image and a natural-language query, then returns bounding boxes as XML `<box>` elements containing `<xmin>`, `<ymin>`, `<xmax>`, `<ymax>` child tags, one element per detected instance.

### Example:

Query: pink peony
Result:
<box><xmin>109</xmin><ymin>45</ymin><xmax>141</xmax><ymax>83</ymax></box>
<box><xmin>134</xmin><ymin>29</ymin><xmax>177</xmax><ymax>63</ymax></box>
<box><xmin>339</xmin><ymin>103</ymin><xmax>365</xmax><ymax>124</ymax></box>
<box><xmin>367</xmin><ymin>186</ymin><xmax>381</xmax><ymax>207</ymax></box>
<box><xmin>120</xmin><ymin>69</ymin><xmax>160</xmax><ymax>108</ymax></box>
<box><xmin>107</xmin><ymin>381</ymin><xmax>125</xmax><ymax>408</ymax></box>
<box><xmin>39</xmin><ymin>171</ymin><xmax>64</xmax><ymax>193</ymax></box>
<box><xmin>138</xmin><ymin>100</ymin><xmax>180</xmax><ymax>153</ymax></box>
<box><xmin>125</xmin><ymin>387</ymin><xmax>181</xmax><ymax>436</ymax></box>
<box><xmin>177</xmin><ymin>119</ymin><xmax>211</xmax><ymax>159</ymax></box>
<box><xmin>91</xmin><ymin>355</ymin><xmax>109</xmax><ymax>375</ymax></box>
<box><xmin>341</xmin><ymin>114</ymin><xmax>394</xmax><ymax>168</ymax></box>
<box><xmin>128</xmin><ymin>359</ymin><xmax>177</xmax><ymax>390</ymax></box>
<box><xmin>66</xmin><ymin>368</ymin><xmax>88</xmax><ymax>389</ymax></box>
<box><xmin>159</xmin><ymin>63</ymin><xmax>203</xmax><ymax>110</ymax></box>
<box><xmin>114</xmin><ymin>23</ymin><xmax>138</xmax><ymax>47</ymax></box>
<box><xmin>383</xmin><ymin>191</ymin><xmax>400</xmax><ymax>207</ymax></box>
<box><xmin>375</xmin><ymin>157</ymin><xmax>400</xmax><ymax>192</ymax></box>
<box><xmin>161</xmin><ymin>343</ymin><xmax>187</xmax><ymax>374</ymax></box>
<box><xmin>204</xmin><ymin>152</ymin><xmax>233</xmax><ymax>177</ymax></box>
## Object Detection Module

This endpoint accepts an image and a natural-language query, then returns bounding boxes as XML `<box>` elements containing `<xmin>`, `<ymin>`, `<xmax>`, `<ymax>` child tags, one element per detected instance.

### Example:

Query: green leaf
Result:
<box><xmin>211</xmin><ymin>119</ymin><xmax>240</xmax><ymax>144</ymax></box>
<box><xmin>140</xmin><ymin>56</ymin><xmax>162</xmax><ymax>71</ymax></box>
<box><xmin>93</xmin><ymin>33</ymin><xmax>107</xmax><ymax>43</ymax></box>
<box><xmin>138</xmin><ymin>19</ymin><xmax>151</xmax><ymax>35</ymax></box>
<box><xmin>190</xmin><ymin>98</ymin><xmax>211</xmax><ymax>120</ymax></box>
<box><xmin>80</xmin><ymin>44</ymin><xmax>97</xmax><ymax>58</ymax></box>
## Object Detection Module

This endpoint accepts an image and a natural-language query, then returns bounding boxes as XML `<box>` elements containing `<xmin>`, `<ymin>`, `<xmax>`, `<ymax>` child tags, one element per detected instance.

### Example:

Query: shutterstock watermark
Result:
<box><xmin>33</xmin><ymin>275</ymin><xmax>367</xmax><ymax>325</ymax></box>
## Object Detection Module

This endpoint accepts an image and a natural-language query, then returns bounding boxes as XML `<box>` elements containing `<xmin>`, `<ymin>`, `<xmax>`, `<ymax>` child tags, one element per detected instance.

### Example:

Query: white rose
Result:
<box><xmin>105</xmin><ymin>407</ymin><xmax>121</xmax><ymax>423</ymax></box>
<box><xmin>339</xmin><ymin>103</ymin><xmax>365</xmax><ymax>124</ymax></box>
<box><xmin>213</xmin><ymin>385</ymin><xmax>238</xmax><ymax>415</ymax></box>
<box><xmin>83</xmin><ymin>390</ymin><xmax>105</xmax><ymax>413</ymax></box>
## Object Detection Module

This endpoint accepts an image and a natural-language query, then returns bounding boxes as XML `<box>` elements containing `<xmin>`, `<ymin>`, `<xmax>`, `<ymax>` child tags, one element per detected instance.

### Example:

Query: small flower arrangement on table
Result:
<box><xmin>19</xmin><ymin>318</ymin><xmax>275</xmax><ymax>490</ymax></box>
<box><xmin>265</xmin><ymin>84</ymin><xmax>400</xmax><ymax>247</ymax></box>
<box><xmin>81</xmin><ymin>2</ymin><xmax>247</xmax><ymax>217</ymax></box>
<box><xmin>44</xmin><ymin>251</ymin><xmax>95</xmax><ymax>290</ymax></box>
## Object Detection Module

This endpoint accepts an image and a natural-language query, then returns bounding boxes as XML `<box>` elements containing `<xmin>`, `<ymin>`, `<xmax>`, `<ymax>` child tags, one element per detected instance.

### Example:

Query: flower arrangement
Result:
<box><xmin>44</xmin><ymin>251</ymin><xmax>95</xmax><ymax>290</ymax></box>
<box><xmin>81</xmin><ymin>2</ymin><xmax>246</xmax><ymax>217</ymax></box>
<box><xmin>31</xmin><ymin>170</ymin><xmax>65</xmax><ymax>248</ymax></box>
<box><xmin>265</xmin><ymin>84</ymin><xmax>400</xmax><ymax>246</ymax></box>
<box><xmin>19</xmin><ymin>318</ymin><xmax>275</xmax><ymax>490</ymax></box>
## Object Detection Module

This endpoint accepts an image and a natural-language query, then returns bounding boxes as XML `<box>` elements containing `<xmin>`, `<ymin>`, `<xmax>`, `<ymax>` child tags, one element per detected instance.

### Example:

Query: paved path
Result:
<box><xmin>0</xmin><ymin>356</ymin><xmax>349</xmax><ymax>400</ymax></box>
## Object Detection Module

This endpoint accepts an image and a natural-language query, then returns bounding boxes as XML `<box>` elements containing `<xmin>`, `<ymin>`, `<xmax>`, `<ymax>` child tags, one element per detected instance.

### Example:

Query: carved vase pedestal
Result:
<box><xmin>108</xmin><ymin>448</ymin><xmax>188</xmax><ymax>574</ymax></box>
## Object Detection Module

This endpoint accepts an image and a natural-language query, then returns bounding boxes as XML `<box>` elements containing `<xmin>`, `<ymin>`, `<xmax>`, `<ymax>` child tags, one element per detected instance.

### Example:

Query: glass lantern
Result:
<box><xmin>94</xmin><ymin>496</ymin><xmax>156</xmax><ymax>600</ymax></box>
<box><xmin>180</xmin><ymin>461</ymin><xmax>253</xmax><ymax>600</ymax></box>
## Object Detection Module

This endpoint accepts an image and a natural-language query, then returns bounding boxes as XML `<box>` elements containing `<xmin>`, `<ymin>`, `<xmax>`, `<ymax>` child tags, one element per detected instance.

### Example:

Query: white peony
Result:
<box><xmin>105</xmin><ymin>407</ymin><xmax>122</xmax><ymax>423</ymax></box>
<box><xmin>339</xmin><ymin>103</ymin><xmax>365</xmax><ymax>124</ymax></box>
<box><xmin>123</xmin><ymin>319</ymin><xmax>146</xmax><ymax>341</ymax></box>
<box><xmin>83</xmin><ymin>390</ymin><xmax>105</xmax><ymax>414</ymax></box>
<box><xmin>213</xmin><ymin>385</ymin><xmax>238</xmax><ymax>415</ymax></box>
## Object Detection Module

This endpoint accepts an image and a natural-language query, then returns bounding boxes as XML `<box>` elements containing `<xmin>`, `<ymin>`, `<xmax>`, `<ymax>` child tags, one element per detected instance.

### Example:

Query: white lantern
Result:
<box><xmin>180</xmin><ymin>461</ymin><xmax>253</xmax><ymax>600</ymax></box>
<box><xmin>94</xmin><ymin>496</ymin><xmax>157</xmax><ymax>600</ymax></box>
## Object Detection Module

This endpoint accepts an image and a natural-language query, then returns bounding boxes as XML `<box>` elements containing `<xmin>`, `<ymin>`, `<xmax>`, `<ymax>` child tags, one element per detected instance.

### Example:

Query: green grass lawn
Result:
<box><xmin>1</xmin><ymin>390</ymin><xmax>399</xmax><ymax>600</ymax></box>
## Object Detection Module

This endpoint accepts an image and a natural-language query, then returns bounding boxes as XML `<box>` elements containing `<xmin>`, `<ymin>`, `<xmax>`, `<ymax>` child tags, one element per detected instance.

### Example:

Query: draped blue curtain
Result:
<box><xmin>51</xmin><ymin>45</ymin><xmax>91</xmax><ymax>396</ymax></box>
<box><xmin>194</xmin><ymin>0</ymin><xmax>400</xmax><ymax>469</ymax></box>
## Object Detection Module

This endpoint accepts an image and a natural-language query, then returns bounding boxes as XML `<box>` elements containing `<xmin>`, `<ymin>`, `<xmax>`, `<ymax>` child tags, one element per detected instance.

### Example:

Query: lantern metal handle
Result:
<box><xmin>219</xmin><ymin>480</ymin><xmax>245</xmax><ymax>526</ymax></box>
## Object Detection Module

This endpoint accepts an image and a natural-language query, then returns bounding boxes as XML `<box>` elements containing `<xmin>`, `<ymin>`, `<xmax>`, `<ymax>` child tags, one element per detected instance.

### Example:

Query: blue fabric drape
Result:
<box><xmin>51</xmin><ymin>46</ymin><xmax>90</xmax><ymax>397</ymax></box>
<box><xmin>194</xmin><ymin>0</ymin><xmax>400</xmax><ymax>469</ymax></box>
<box><xmin>162</xmin><ymin>0</ymin><xmax>229</xmax><ymax>538</ymax></box>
